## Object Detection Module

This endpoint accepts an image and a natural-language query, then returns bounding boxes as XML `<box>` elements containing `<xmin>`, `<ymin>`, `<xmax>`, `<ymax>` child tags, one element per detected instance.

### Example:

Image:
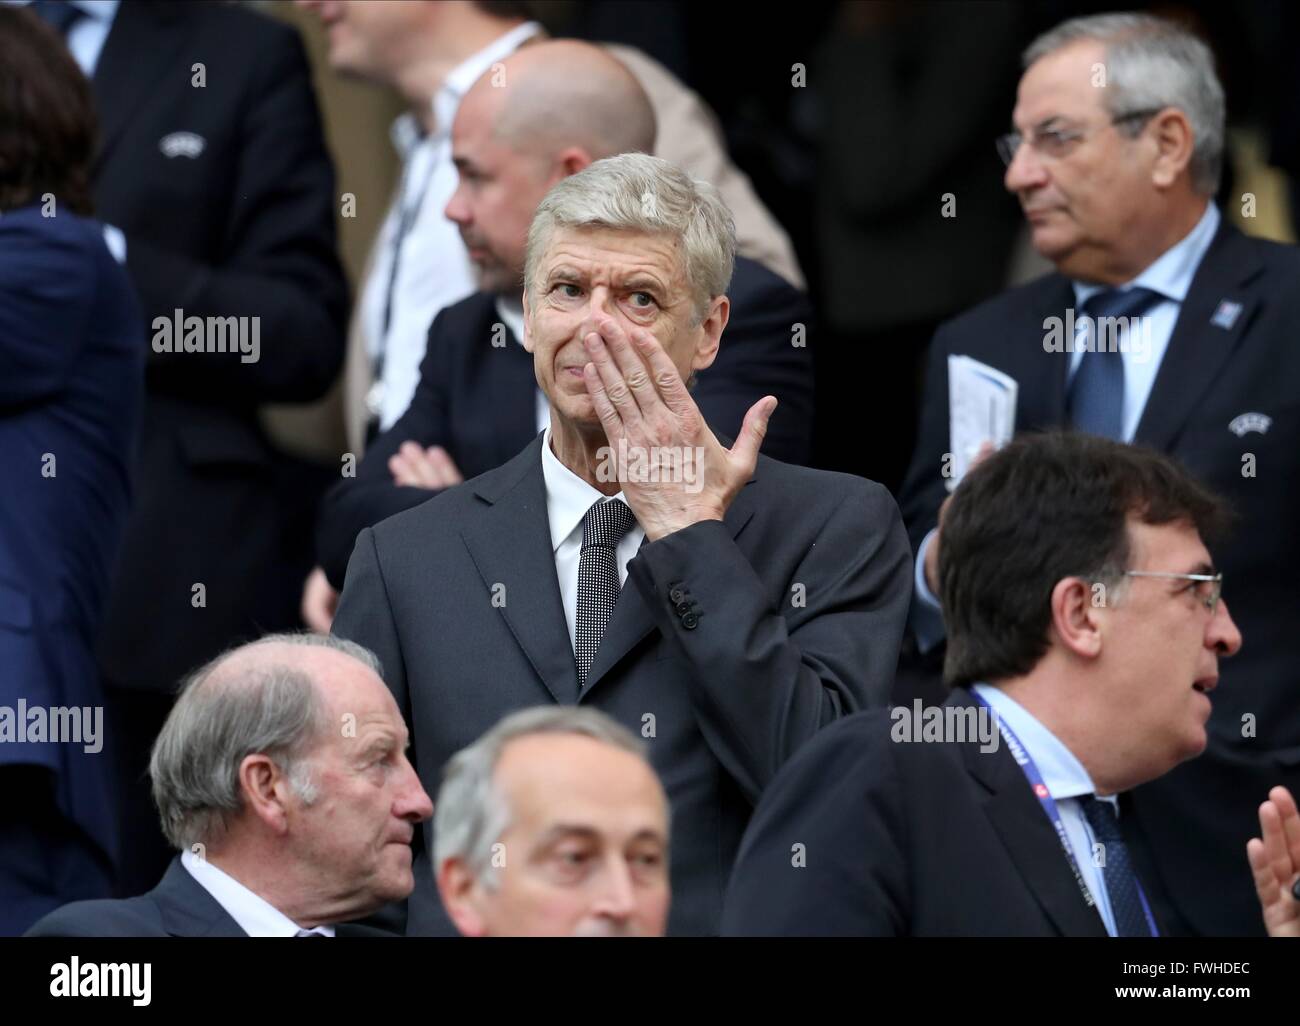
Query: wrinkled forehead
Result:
<box><xmin>538</xmin><ymin>225</ymin><xmax>686</xmax><ymax>286</ymax></box>
<box><xmin>1013</xmin><ymin>40</ymin><xmax>1110</xmax><ymax>130</ymax></box>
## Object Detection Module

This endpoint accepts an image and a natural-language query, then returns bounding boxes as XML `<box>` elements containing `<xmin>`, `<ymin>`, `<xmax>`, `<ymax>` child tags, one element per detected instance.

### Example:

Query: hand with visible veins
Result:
<box><xmin>388</xmin><ymin>441</ymin><xmax>464</xmax><ymax>490</ymax></box>
<box><xmin>581</xmin><ymin>315</ymin><xmax>776</xmax><ymax>542</ymax></box>
<box><xmin>1246</xmin><ymin>785</ymin><xmax>1300</xmax><ymax>937</ymax></box>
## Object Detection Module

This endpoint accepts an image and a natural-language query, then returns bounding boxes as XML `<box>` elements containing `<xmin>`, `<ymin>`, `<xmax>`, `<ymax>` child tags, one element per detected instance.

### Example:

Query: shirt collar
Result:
<box><xmin>495</xmin><ymin>295</ymin><xmax>526</xmax><ymax>347</ymax></box>
<box><xmin>180</xmin><ymin>848</ymin><xmax>335</xmax><ymax>938</ymax></box>
<box><xmin>1073</xmin><ymin>202</ymin><xmax>1221</xmax><ymax>308</ymax></box>
<box><xmin>971</xmin><ymin>683</ymin><xmax>1097</xmax><ymax>800</ymax></box>
<box><xmin>540</xmin><ymin>427</ymin><xmax>631</xmax><ymax>552</ymax></box>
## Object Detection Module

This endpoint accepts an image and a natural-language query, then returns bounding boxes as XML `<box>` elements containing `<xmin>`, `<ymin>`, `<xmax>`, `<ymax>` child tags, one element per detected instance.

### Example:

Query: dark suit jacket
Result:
<box><xmin>0</xmin><ymin>204</ymin><xmax>144</xmax><ymax>866</ymax></box>
<box><xmin>90</xmin><ymin>0</ymin><xmax>348</xmax><ymax>692</ymax></box>
<box><xmin>722</xmin><ymin>688</ymin><xmax>1162</xmax><ymax>936</ymax></box>
<box><xmin>897</xmin><ymin>220</ymin><xmax>1300</xmax><ymax>935</ymax></box>
<box><xmin>317</xmin><ymin>256</ymin><xmax>814</xmax><ymax>588</ymax></box>
<box><xmin>331</xmin><ymin>435</ymin><xmax>911</xmax><ymax>935</ymax></box>
<box><xmin>25</xmin><ymin>858</ymin><xmax>389</xmax><ymax>937</ymax></box>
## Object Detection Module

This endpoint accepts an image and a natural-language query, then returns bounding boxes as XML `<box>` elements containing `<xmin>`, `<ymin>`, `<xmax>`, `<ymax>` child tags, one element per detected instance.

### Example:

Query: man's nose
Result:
<box><xmin>590</xmin><ymin>857</ymin><xmax>637</xmax><ymax>921</ymax></box>
<box><xmin>1209</xmin><ymin>598</ymin><xmax>1243</xmax><ymax>657</ymax></box>
<box><xmin>394</xmin><ymin>760</ymin><xmax>434</xmax><ymax>822</ymax></box>
<box><xmin>1004</xmin><ymin>139</ymin><xmax>1049</xmax><ymax>195</ymax></box>
<box><xmin>444</xmin><ymin>185</ymin><xmax>469</xmax><ymax>226</ymax></box>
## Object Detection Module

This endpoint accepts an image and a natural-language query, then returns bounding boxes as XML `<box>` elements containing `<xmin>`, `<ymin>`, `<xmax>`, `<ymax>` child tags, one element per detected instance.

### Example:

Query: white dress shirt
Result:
<box><xmin>540</xmin><ymin>428</ymin><xmax>646</xmax><ymax>653</ymax></box>
<box><xmin>972</xmin><ymin>683</ymin><xmax>1121</xmax><ymax>937</ymax></box>
<box><xmin>180</xmin><ymin>848</ymin><xmax>333</xmax><ymax>938</ymax></box>
<box><xmin>911</xmin><ymin>203</ymin><xmax>1223</xmax><ymax>650</ymax></box>
<box><xmin>360</xmin><ymin>21</ymin><xmax>542</xmax><ymax>430</ymax></box>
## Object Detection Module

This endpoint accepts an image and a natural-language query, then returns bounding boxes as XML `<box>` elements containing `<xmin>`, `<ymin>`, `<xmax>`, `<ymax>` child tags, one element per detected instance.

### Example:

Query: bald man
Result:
<box><xmin>312</xmin><ymin>40</ymin><xmax>815</xmax><ymax>597</ymax></box>
<box><xmin>27</xmin><ymin>634</ymin><xmax>433</xmax><ymax>937</ymax></box>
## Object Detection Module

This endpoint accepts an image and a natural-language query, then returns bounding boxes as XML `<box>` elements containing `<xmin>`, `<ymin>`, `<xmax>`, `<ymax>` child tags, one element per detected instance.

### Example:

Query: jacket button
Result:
<box><xmin>675</xmin><ymin>601</ymin><xmax>693</xmax><ymax>616</ymax></box>
<box><xmin>669</xmin><ymin>587</ymin><xmax>686</xmax><ymax>604</ymax></box>
<box><xmin>681</xmin><ymin>611</ymin><xmax>699</xmax><ymax>630</ymax></box>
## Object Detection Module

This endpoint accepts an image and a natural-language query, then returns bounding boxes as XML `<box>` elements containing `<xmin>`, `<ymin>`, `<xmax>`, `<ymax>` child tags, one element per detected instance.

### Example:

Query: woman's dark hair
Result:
<box><xmin>940</xmin><ymin>431</ymin><xmax>1231</xmax><ymax>687</ymax></box>
<box><xmin>0</xmin><ymin>5</ymin><xmax>97</xmax><ymax>215</ymax></box>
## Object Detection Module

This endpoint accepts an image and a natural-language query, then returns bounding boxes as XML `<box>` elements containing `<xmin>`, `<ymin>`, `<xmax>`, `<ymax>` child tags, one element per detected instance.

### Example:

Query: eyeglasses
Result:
<box><xmin>1122</xmin><ymin>570</ymin><xmax>1224</xmax><ymax>614</ymax></box>
<box><xmin>996</xmin><ymin>108</ymin><xmax>1164</xmax><ymax>167</ymax></box>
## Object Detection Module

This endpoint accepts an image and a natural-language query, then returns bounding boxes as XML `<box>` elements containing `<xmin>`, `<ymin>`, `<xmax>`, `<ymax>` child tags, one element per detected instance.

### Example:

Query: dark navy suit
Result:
<box><xmin>0</xmin><ymin>203</ymin><xmax>144</xmax><ymax>934</ymax></box>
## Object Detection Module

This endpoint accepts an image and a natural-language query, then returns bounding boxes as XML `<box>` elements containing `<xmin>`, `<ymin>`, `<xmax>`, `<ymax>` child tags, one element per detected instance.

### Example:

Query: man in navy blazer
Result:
<box><xmin>27</xmin><ymin>634</ymin><xmax>432</xmax><ymax>938</ymax></box>
<box><xmin>310</xmin><ymin>41</ymin><xmax>813</xmax><ymax>598</ymax></box>
<box><xmin>897</xmin><ymin>13</ymin><xmax>1300</xmax><ymax>935</ymax></box>
<box><xmin>332</xmin><ymin>153</ymin><xmax>911</xmax><ymax>936</ymax></box>
<box><xmin>725</xmin><ymin>434</ymin><xmax>1244</xmax><ymax>936</ymax></box>
<box><xmin>0</xmin><ymin>6</ymin><xmax>144</xmax><ymax>935</ymax></box>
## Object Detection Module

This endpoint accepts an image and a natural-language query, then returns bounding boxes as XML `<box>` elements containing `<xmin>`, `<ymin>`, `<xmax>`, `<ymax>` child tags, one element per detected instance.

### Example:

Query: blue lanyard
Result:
<box><xmin>972</xmin><ymin>692</ymin><xmax>1160</xmax><ymax>937</ymax></box>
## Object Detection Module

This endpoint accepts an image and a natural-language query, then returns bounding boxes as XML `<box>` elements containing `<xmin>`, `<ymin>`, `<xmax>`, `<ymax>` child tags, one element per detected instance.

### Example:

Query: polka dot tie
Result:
<box><xmin>575</xmin><ymin>498</ymin><xmax>638</xmax><ymax>689</ymax></box>
<box><xmin>1079</xmin><ymin>795</ymin><xmax>1155</xmax><ymax>936</ymax></box>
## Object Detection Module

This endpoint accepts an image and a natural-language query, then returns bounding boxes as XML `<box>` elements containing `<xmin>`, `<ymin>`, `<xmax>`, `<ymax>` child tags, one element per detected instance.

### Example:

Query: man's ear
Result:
<box><xmin>691</xmin><ymin>295</ymin><xmax>728</xmax><ymax>373</ymax></box>
<box><xmin>238</xmin><ymin>754</ymin><xmax>293</xmax><ymax>835</ymax></box>
<box><xmin>1049</xmin><ymin>576</ymin><xmax>1105</xmax><ymax>660</ymax></box>
<box><xmin>552</xmin><ymin>146</ymin><xmax>592</xmax><ymax>184</ymax></box>
<box><xmin>1148</xmin><ymin>108</ymin><xmax>1195</xmax><ymax>189</ymax></box>
<box><xmin>522</xmin><ymin>288</ymin><xmax>535</xmax><ymax>353</ymax></box>
<box><xmin>437</xmin><ymin>858</ymin><xmax>489</xmax><ymax>938</ymax></box>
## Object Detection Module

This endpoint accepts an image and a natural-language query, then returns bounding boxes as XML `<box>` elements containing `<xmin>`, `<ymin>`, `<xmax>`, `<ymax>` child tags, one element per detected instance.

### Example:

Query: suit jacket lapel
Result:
<box><xmin>92</xmin><ymin>1</ymin><xmax>189</xmax><ymax>170</ymax></box>
<box><xmin>154</xmin><ymin>858</ymin><xmax>249</xmax><ymax>937</ymax></box>
<box><xmin>953</xmin><ymin>691</ymin><xmax>1107</xmax><ymax>937</ymax></box>
<box><xmin>580</xmin><ymin>465</ymin><xmax>758</xmax><ymax>698</ymax></box>
<box><xmin>1134</xmin><ymin>224</ymin><xmax>1263</xmax><ymax>451</ymax></box>
<box><xmin>459</xmin><ymin>436</ymin><xmax>576</xmax><ymax>704</ymax></box>
<box><xmin>1021</xmin><ymin>277</ymin><xmax>1075</xmax><ymax>429</ymax></box>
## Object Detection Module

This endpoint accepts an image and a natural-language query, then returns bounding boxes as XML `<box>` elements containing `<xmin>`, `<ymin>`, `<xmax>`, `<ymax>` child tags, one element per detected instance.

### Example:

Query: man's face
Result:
<box><xmin>523</xmin><ymin>225</ymin><xmax>724</xmax><ymax>432</ymax></box>
<box><xmin>451</xmin><ymin>733</ymin><xmax>670</xmax><ymax>937</ymax></box>
<box><xmin>1004</xmin><ymin>41</ymin><xmax>1158</xmax><ymax>279</ymax></box>
<box><xmin>1095</xmin><ymin>518</ymin><xmax>1242</xmax><ymax>778</ymax></box>
<box><xmin>296</xmin><ymin>0</ymin><xmax>432</xmax><ymax>82</ymax></box>
<box><xmin>286</xmin><ymin>658</ymin><xmax>433</xmax><ymax>916</ymax></box>
<box><xmin>445</xmin><ymin>87</ymin><xmax>554</xmax><ymax>293</ymax></box>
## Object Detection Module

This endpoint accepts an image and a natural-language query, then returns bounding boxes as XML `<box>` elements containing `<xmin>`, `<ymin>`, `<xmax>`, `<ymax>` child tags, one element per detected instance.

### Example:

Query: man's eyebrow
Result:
<box><xmin>626</xmin><ymin>828</ymin><xmax>667</xmax><ymax>847</ymax></box>
<box><xmin>535</xmin><ymin>823</ymin><xmax>600</xmax><ymax>846</ymax></box>
<box><xmin>545</xmin><ymin>264</ymin><xmax>586</xmax><ymax>282</ymax></box>
<box><xmin>619</xmin><ymin>274</ymin><xmax>666</xmax><ymax>294</ymax></box>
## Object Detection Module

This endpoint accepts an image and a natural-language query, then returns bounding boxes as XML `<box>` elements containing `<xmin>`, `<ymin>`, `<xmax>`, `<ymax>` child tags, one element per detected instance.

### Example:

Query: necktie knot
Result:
<box><xmin>1079</xmin><ymin>795</ymin><xmax>1123</xmax><ymax>843</ymax></box>
<box><xmin>582</xmin><ymin>499</ymin><xmax>637</xmax><ymax>550</ymax></box>
<box><xmin>1081</xmin><ymin>286</ymin><xmax>1164</xmax><ymax>323</ymax></box>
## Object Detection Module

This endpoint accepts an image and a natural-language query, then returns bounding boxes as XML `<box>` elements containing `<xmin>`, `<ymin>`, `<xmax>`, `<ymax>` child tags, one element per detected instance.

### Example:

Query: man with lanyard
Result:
<box><xmin>723</xmin><ymin>432</ymin><xmax>1248</xmax><ymax>936</ymax></box>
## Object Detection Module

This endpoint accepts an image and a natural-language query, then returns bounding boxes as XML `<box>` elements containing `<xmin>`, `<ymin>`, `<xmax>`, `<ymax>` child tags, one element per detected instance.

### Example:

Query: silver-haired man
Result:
<box><xmin>436</xmin><ymin>707</ymin><xmax>670</xmax><ymax>937</ymax></box>
<box><xmin>332</xmin><ymin>151</ymin><xmax>912</xmax><ymax>936</ymax></box>
<box><xmin>27</xmin><ymin>634</ymin><xmax>432</xmax><ymax>937</ymax></box>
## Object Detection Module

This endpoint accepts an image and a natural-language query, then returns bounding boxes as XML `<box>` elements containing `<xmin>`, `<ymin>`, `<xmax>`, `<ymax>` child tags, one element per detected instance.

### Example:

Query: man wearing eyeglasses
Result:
<box><xmin>725</xmin><ymin>432</ymin><xmax>1244</xmax><ymax>936</ymax></box>
<box><xmin>896</xmin><ymin>12</ymin><xmax>1300</xmax><ymax>936</ymax></box>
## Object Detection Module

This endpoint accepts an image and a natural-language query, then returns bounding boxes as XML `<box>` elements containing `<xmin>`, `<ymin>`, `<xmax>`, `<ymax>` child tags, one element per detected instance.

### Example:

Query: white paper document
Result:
<box><xmin>947</xmin><ymin>355</ymin><xmax>1018</xmax><ymax>490</ymax></box>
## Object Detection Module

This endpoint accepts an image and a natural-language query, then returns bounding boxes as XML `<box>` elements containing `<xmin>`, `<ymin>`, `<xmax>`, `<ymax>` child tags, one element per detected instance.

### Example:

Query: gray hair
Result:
<box><xmin>150</xmin><ymin>632</ymin><xmax>383</xmax><ymax>851</ymax></box>
<box><xmin>524</xmin><ymin>152</ymin><xmax>736</xmax><ymax>323</ymax></box>
<box><xmin>1023</xmin><ymin>13</ymin><xmax>1225</xmax><ymax>195</ymax></box>
<box><xmin>433</xmin><ymin>706</ymin><xmax>658</xmax><ymax>889</ymax></box>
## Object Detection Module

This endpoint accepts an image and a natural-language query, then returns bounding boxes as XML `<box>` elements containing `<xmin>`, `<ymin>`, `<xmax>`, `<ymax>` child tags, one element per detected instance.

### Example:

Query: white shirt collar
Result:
<box><xmin>1073</xmin><ymin>202</ymin><xmax>1221</xmax><ymax>307</ymax></box>
<box><xmin>495</xmin><ymin>294</ymin><xmax>527</xmax><ymax>346</ymax></box>
<box><xmin>540</xmin><ymin>427</ymin><xmax>633</xmax><ymax>553</ymax></box>
<box><xmin>180</xmin><ymin>848</ymin><xmax>334</xmax><ymax>938</ymax></box>
<box><xmin>971</xmin><ymin>683</ymin><xmax>1097</xmax><ymax>801</ymax></box>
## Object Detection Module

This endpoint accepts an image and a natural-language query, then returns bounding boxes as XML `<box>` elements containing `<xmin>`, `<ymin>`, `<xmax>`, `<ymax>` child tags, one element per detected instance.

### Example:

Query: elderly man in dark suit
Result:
<box><xmin>0</xmin><ymin>6</ymin><xmax>143</xmax><ymax>936</ymax></box>
<box><xmin>19</xmin><ymin>0</ymin><xmax>350</xmax><ymax>895</ymax></box>
<box><xmin>309</xmin><ymin>40</ymin><xmax>814</xmax><ymax>605</ymax></box>
<box><xmin>896</xmin><ymin>12</ymin><xmax>1300</xmax><ymax>936</ymax></box>
<box><xmin>332</xmin><ymin>152</ymin><xmax>911</xmax><ymax>936</ymax></box>
<box><xmin>725</xmin><ymin>433</ymin><xmax>1243</xmax><ymax>936</ymax></box>
<box><xmin>27</xmin><ymin>634</ymin><xmax>432</xmax><ymax>937</ymax></box>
